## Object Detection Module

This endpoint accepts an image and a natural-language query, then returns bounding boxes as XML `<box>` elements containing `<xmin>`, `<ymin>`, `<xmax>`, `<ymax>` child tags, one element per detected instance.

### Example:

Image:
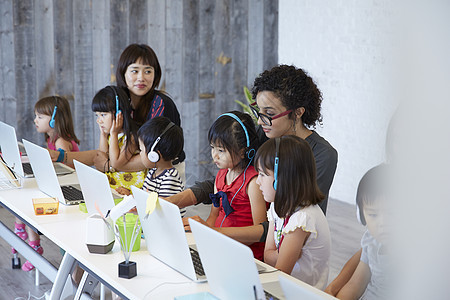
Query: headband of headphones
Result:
<box><xmin>273</xmin><ymin>137</ymin><xmax>280</xmax><ymax>190</ymax></box>
<box><xmin>147</xmin><ymin>121</ymin><xmax>176</xmax><ymax>163</ymax></box>
<box><xmin>150</xmin><ymin>122</ymin><xmax>175</xmax><ymax>153</ymax></box>
<box><xmin>218</xmin><ymin>113</ymin><xmax>250</xmax><ymax>148</ymax></box>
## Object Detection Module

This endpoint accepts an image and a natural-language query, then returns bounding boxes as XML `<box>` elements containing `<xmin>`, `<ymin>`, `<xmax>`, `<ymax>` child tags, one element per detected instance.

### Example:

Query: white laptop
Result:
<box><xmin>131</xmin><ymin>186</ymin><xmax>206</xmax><ymax>282</ymax></box>
<box><xmin>23</xmin><ymin>139</ymin><xmax>83</xmax><ymax>205</ymax></box>
<box><xmin>73</xmin><ymin>160</ymin><xmax>120</xmax><ymax>216</ymax></box>
<box><xmin>278</xmin><ymin>275</ymin><xmax>333</xmax><ymax>300</ymax></box>
<box><xmin>189</xmin><ymin>218</ymin><xmax>284</xmax><ymax>300</ymax></box>
<box><xmin>0</xmin><ymin>121</ymin><xmax>74</xmax><ymax>178</ymax></box>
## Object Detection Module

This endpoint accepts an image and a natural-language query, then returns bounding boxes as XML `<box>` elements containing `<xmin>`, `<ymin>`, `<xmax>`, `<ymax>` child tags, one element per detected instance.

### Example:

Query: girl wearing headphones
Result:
<box><xmin>190</xmin><ymin>111</ymin><xmax>267</xmax><ymax>260</ymax></box>
<box><xmin>15</xmin><ymin>96</ymin><xmax>80</xmax><ymax>271</ymax></box>
<box><xmin>255</xmin><ymin>136</ymin><xmax>331</xmax><ymax>290</ymax></box>
<box><xmin>92</xmin><ymin>85</ymin><xmax>146</xmax><ymax>193</ymax></box>
<box><xmin>34</xmin><ymin>96</ymin><xmax>80</xmax><ymax>154</ymax></box>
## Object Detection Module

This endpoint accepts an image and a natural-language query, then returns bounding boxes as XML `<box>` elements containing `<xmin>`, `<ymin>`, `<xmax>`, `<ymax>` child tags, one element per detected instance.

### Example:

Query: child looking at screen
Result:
<box><xmin>254</xmin><ymin>135</ymin><xmax>331</xmax><ymax>290</ymax></box>
<box><xmin>137</xmin><ymin>116</ymin><xmax>185</xmax><ymax>216</ymax></box>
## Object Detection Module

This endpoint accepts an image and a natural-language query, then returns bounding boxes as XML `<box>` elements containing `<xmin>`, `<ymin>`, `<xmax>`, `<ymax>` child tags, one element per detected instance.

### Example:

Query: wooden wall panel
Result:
<box><xmin>147</xmin><ymin>0</ymin><xmax>166</xmax><ymax>86</ymax></box>
<box><xmin>0</xmin><ymin>0</ymin><xmax>16</xmax><ymax>125</ymax></box>
<box><xmin>129</xmin><ymin>0</ymin><xmax>148</xmax><ymax>44</ymax></box>
<box><xmin>53</xmin><ymin>0</ymin><xmax>74</xmax><ymax>103</ymax></box>
<box><xmin>0</xmin><ymin>0</ymin><xmax>278</xmax><ymax>185</ymax></box>
<box><xmin>13</xmin><ymin>0</ymin><xmax>39</xmax><ymax>144</ymax></box>
<box><xmin>35</xmin><ymin>0</ymin><xmax>55</xmax><ymax>98</ymax></box>
<box><xmin>92</xmin><ymin>0</ymin><xmax>111</xmax><ymax>148</ymax></box>
<box><xmin>73</xmin><ymin>0</ymin><xmax>95</xmax><ymax>149</ymax></box>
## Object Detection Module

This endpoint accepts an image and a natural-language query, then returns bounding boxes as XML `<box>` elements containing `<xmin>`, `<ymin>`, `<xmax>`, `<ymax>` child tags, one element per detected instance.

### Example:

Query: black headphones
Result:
<box><xmin>147</xmin><ymin>122</ymin><xmax>176</xmax><ymax>163</ymax></box>
<box><xmin>49</xmin><ymin>97</ymin><xmax>58</xmax><ymax>129</ymax></box>
<box><xmin>273</xmin><ymin>137</ymin><xmax>280</xmax><ymax>190</ymax></box>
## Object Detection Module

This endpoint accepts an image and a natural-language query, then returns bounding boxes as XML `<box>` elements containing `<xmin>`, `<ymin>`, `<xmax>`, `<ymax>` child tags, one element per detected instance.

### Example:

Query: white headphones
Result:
<box><xmin>147</xmin><ymin>122</ymin><xmax>175</xmax><ymax>163</ymax></box>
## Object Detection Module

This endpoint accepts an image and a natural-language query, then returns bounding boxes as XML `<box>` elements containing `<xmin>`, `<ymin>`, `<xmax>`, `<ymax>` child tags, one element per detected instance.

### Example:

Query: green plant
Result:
<box><xmin>235</xmin><ymin>86</ymin><xmax>257</xmax><ymax>124</ymax></box>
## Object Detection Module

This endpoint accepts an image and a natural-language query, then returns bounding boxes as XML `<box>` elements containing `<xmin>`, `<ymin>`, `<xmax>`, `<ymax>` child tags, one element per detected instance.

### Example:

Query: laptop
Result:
<box><xmin>131</xmin><ymin>186</ymin><xmax>206</xmax><ymax>282</ymax></box>
<box><xmin>73</xmin><ymin>160</ymin><xmax>119</xmax><ymax>216</ymax></box>
<box><xmin>189</xmin><ymin>218</ymin><xmax>284</xmax><ymax>300</ymax></box>
<box><xmin>278</xmin><ymin>275</ymin><xmax>333</xmax><ymax>300</ymax></box>
<box><xmin>23</xmin><ymin>139</ymin><xmax>83</xmax><ymax>205</ymax></box>
<box><xmin>0</xmin><ymin>121</ymin><xmax>74</xmax><ymax>178</ymax></box>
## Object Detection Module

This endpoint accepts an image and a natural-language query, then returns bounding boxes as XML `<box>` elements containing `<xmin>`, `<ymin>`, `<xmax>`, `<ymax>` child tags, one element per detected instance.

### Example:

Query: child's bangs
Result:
<box><xmin>208</xmin><ymin>121</ymin><xmax>235</xmax><ymax>154</ymax></box>
<box><xmin>254</xmin><ymin>144</ymin><xmax>275</xmax><ymax>174</ymax></box>
<box><xmin>34</xmin><ymin>98</ymin><xmax>54</xmax><ymax>116</ymax></box>
<box><xmin>91</xmin><ymin>93</ymin><xmax>114</xmax><ymax>113</ymax></box>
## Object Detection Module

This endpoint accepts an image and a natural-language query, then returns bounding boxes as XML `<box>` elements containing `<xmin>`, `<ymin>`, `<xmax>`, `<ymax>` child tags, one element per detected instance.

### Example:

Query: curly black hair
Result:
<box><xmin>251</xmin><ymin>65</ymin><xmax>323</xmax><ymax>127</ymax></box>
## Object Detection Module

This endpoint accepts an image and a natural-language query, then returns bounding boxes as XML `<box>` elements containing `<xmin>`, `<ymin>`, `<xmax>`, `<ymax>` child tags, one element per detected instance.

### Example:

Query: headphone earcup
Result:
<box><xmin>356</xmin><ymin>205</ymin><xmax>366</xmax><ymax>225</ymax></box>
<box><xmin>273</xmin><ymin>179</ymin><xmax>277</xmax><ymax>190</ymax></box>
<box><xmin>148</xmin><ymin>151</ymin><xmax>160</xmax><ymax>163</ymax></box>
<box><xmin>49</xmin><ymin>105</ymin><xmax>57</xmax><ymax>129</ymax></box>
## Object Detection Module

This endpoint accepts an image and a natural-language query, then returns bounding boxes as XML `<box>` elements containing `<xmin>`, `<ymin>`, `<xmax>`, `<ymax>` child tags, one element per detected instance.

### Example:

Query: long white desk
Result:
<box><xmin>0</xmin><ymin>173</ymin><xmax>335</xmax><ymax>299</ymax></box>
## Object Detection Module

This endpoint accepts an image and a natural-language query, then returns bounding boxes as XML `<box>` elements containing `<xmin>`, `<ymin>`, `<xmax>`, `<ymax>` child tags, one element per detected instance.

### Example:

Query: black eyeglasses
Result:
<box><xmin>249</xmin><ymin>102</ymin><xmax>292</xmax><ymax>126</ymax></box>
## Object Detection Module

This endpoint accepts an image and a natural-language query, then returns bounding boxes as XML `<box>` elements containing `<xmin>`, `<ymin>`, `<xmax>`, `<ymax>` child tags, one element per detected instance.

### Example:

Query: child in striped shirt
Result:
<box><xmin>137</xmin><ymin>116</ymin><xmax>186</xmax><ymax>216</ymax></box>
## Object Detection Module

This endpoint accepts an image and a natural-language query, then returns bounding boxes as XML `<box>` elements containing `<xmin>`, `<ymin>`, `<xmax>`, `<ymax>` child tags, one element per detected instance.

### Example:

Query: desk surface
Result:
<box><xmin>0</xmin><ymin>173</ymin><xmax>334</xmax><ymax>299</ymax></box>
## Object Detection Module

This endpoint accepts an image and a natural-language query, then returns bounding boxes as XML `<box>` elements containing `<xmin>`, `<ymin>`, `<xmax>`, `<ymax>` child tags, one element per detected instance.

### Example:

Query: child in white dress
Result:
<box><xmin>254</xmin><ymin>135</ymin><xmax>331</xmax><ymax>290</ymax></box>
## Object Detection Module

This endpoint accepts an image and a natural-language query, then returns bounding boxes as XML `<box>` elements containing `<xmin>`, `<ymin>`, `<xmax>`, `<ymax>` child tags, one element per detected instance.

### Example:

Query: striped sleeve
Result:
<box><xmin>142</xmin><ymin>168</ymin><xmax>186</xmax><ymax>217</ymax></box>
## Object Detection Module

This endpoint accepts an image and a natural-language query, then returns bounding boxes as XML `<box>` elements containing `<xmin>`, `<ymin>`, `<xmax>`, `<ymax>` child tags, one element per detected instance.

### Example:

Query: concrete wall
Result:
<box><xmin>278</xmin><ymin>0</ymin><xmax>398</xmax><ymax>204</ymax></box>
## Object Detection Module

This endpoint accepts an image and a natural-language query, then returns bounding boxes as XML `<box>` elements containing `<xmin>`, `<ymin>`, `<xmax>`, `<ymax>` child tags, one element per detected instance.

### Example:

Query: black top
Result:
<box><xmin>143</xmin><ymin>91</ymin><xmax>185</xmax><ymax>163</ymax></box>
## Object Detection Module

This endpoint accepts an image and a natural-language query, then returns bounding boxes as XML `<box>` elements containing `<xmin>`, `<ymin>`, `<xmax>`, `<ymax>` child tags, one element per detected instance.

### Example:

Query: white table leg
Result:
<box><xmin>49</xmin><ymin>253</ymin><xmax>77</xmax><ymax>300</ymax></box>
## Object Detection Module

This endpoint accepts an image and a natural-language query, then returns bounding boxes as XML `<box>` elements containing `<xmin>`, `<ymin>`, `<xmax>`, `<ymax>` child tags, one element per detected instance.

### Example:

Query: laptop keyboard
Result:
<box><xmin>264</xmin><ymin>290</ymin><xmax>280</xmax><ymax>300</ymax></box>
<box><xmin>61</xmin><ymin>185</ymin><xmax>84</xmax><ymax>201</ymax></box>
<box><xmin>189</xmin><ymin>247</ymin><xmax>205</xmax><ymax>276</ymax></box>
<box><xmin>22</xmin><ymin>163</ymin><xmax>33</xmax><ymax>175</ymax></box>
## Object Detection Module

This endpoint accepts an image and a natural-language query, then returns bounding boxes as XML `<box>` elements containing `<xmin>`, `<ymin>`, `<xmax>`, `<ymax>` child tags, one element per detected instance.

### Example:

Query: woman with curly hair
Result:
<box><xmin>173</xmin><ymin>65</ymin><xmax>337</xmax><ymax>246</ymax></box>
<box><xmin>250</xmin><ymin>64</ymin><xmax>337</xmax><ymax>214</ymax></box>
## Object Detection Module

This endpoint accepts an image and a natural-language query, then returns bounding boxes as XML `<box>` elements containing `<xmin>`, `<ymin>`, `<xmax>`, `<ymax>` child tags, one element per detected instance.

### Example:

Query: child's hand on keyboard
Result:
<box><xmin>182</xmin><ymin>216</ymin><xmax>209</xmax><ymax>232</ymax></box>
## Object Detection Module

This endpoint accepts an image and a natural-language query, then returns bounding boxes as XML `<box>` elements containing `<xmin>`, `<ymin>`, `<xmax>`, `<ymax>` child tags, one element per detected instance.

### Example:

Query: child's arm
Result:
<box><xmin>54</xmin><ymin>138</ymin><xmax>73</xmax><ymax>152</ymax></box>
<box><xmin>325</xmin><ymin>249</ymin><xmax>362</xmax><ymax>296</ymax></box>
<box><xmin>98</xmin><ymin>130</ymin><xmax>109</xmax><ymax>153</ymax></box>
<box><xmin>336</xmin><ymin>260</ymin><xmax>371</xmax><ymax>300</ymax></box>
<box><xmin>206</xmin><ymin>185</ymin><xmax>219</xmax><ymax>227</ymax></box>
<box><xmin>247</xmin><ymin>177</ymin><xmax>267</xmax><ymax>225</ymax></box>
<box><xmin>108</xmin><ymin>113</ymin><xmax>143</xmax><ymax>170</ymax></box>
<box><xmin>53</xmin><ymin>138</ymin><xmax>75</xmax><ymax>167</ymax></box>
<box><xmin>264</xmin><ymin>221</ymin><xmax>278</xmax><ymax>266</ymax></box>
<box><xmin>270</xmin><ymin>226</ymin><xmax>311</xmax><ymax>275</ymax></box>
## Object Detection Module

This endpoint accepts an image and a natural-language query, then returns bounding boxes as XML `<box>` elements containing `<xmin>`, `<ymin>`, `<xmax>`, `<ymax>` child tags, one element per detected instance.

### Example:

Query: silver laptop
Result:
<box><xmin>189</xmin><ymin>219</ymin><xmax>284</xmax><ymax>300</ymax></box>
<box><xmin>131</xmin><ymin>186</ymin><xmax>206</xmax><ymax>282</ymax></box>
<box><xmin>23</xmin><ymin>139</ymin><xmax>83</xmax><ymax>205</ymax></box>
<box><xmin>73</xmin><ymin>160</ymin><xmax>119</xmax><ymax>216</ymax></box>
<box><xmin>0</xmin><ymin>121</ymin><xmax>74</xmax><ymax>178</ymax></box>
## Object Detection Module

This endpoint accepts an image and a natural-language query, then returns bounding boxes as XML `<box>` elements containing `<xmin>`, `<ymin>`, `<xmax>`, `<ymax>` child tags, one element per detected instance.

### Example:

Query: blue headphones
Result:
<box><xmin>216</xmin><ymin>113</ymin><xmax>255</xmax><ymax>227</ymax></box>
<box><xmin>49</xmin><ymin>97</ymin><xmax>58</xmax><ymax>128</ymax></box>
<box><xmin>273</xmin><ymin>137</ymin><xmax>280</xmax><ymax>190</ymax></box>
<box><xmin>110</xmin><ymin>86</ymin><xmax>121</xmax><ymax>116</ymax></box>
<box><xmin>218</xmin><ymin>113</ymin><xmax>255</xmax><ymax>160</ymax></box>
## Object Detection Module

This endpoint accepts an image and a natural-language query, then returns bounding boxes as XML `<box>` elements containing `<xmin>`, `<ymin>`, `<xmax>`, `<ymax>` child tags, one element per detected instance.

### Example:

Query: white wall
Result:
<box><xmin>279</xmin><ymin>0</ymin><xmax>398</xmax><ymax>204</ymax></box>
